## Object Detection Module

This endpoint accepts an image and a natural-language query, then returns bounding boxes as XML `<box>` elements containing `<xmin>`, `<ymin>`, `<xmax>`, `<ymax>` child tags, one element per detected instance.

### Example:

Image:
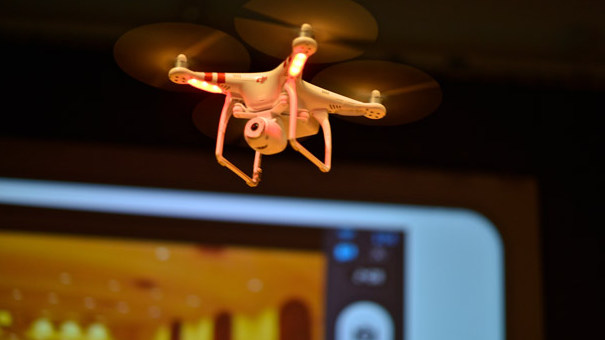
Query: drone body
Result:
<box><xmin>168</xmin><ymin>24</ymin><xmax>386</xmax><ymax>186</ymax></box>
<box><xmin>114</xmin><ymin>16</ymin><xmax>441</xmax><ymax>187</ymax></box>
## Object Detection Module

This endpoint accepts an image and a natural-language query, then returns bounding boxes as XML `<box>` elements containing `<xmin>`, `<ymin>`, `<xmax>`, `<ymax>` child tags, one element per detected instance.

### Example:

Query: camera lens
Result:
<box><xmin>251</xmin><ymin>122</ymin><xmax>259</xmax><ymax>131</ymax></box>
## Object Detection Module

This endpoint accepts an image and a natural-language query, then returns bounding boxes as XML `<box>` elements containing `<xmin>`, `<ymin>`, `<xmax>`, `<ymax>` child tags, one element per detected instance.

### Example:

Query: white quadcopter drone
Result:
<box><xmin>115</xmin><ymin>17</ymin><xmax>441</xmax><ymax>187</ymax></box>
<box><xmin>167</xmin><ymin>24</ymin><xmax>385</xmax><ymax>186</ymax></box>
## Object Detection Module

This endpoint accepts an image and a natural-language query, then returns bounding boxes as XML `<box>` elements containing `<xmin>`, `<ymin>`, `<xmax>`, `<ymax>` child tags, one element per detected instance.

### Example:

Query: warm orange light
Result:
<box><xmin>0</xmin><ymin>310</ymin><xmax>12</xmax><ymax>326</ymax></box>
<box><xmin>60</xmin><ymin>321</ymin><xmax>82</xmax><ymax>340</ymax></box>
<box><xmin>27</xmin><ymin>318</ymin><xmax>55</xmax><ymax>340</ymax></box>
<box><xmin>288</xmin><ymin>53</ymin><xmax>307</xmax><ymax>77</ymax></box>
<box><xmin>187</xmin><ymin>79</ymin><xmax>223</xmax><ymax>93</ymax></box>
<box><xmin>87</xmin><ymin>323</ymin><xmax>111</xmax><ymax>340</ymax></box>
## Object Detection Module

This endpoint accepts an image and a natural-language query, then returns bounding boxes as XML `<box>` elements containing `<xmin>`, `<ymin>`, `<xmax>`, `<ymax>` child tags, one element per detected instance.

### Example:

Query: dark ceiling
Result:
<box><xmin>0</xmin><ymin>0</ymin><xmax>602</xmax><ymax>172</ymax></box>
<box><xmin>0</xmin><ymin>1</ymin><xmax>602</xmax><ymax>338</ymax></box>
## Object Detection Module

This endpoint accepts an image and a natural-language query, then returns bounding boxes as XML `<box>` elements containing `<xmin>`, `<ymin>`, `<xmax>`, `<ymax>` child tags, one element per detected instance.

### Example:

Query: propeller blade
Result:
<box><xmin>312</xmin><ymin>60</ymin><xmax>442</xmax><ymax>125</ymax></box>
<box><xmin>114</xmin><ymin>23</ymin><xmax>250</xmax><ymax>91</ymax></box>
<box><xmin>234</xmin><ymin>0</ymin><xmax>378</xmax><ymax>63</ymax></box>
<box><xmin>192</xmin><ymin>96</ymin><xmax>248</xmax><ymax>146</ymax></box>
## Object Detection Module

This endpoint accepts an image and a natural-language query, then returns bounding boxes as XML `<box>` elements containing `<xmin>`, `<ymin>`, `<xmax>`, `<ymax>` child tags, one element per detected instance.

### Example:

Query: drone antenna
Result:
<box><xmin>370</xmin><ymin>89</ymin><xmax>382</xmax><ymax>104</ymax></box>
<box><xmin>299</xmin><ymin>23</ymin><xmax>314</xmax><ymax>38</ymax></box>
<box><xmin>288</xmin><ymin>24</ymin><xmax>317</xmax><ymax>77</ymax></box>
<box><xmin>175</xmin><ymin>54</ymin><xmax>188</xmax><ymax>68</ymax></box>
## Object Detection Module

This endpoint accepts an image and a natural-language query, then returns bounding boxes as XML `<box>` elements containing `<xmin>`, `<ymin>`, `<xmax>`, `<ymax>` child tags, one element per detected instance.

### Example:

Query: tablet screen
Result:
<box><xmin>0</xmin><ymin>226</ymin><xmax>404</xmax><ymax>340</ymax></box>
<box><xmin>0</xmin><ymin>177</ymin><xmax>502</xmax><ymax>340</ymax></box>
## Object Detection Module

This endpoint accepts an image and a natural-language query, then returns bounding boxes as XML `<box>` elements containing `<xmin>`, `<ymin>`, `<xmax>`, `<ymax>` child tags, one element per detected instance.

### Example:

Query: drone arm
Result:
<box><xmin>285</xmin><ymin>79</ymin><xmax>332</xmax><ymax>172</ymax></box>
<box><xmin>170</xmin><ymin>61</ymin><xmax>242</xmax><ymax>94</ymax></box>
<box><xmin>215</xmin><ymin>93</ymin><xmax>262</xmax><ymax>187</ymax></box>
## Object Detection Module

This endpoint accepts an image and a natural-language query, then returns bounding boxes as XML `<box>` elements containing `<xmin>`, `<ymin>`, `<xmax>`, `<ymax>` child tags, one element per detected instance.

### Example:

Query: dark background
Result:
<box><xmin>0</xmin><ymin>1</ymin><xmax>602</xmax><ymax>338</ymax></box>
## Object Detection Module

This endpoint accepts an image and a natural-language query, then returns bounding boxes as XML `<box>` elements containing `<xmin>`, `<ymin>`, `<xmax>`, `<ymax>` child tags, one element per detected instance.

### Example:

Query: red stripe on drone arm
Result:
<box><xmin>204</xmin><ymin>73</ymin><xmax>213</xmax><ymax>82</ymax></box>
<box><xmin>217</xmin><ymin>73</ymin><xmax>226</xmax><ymax>83</ymax></box>
<box><xmin>187</xmin><ymin>79</ymin><xmax>223</xmax><ymax>93</ymax></box>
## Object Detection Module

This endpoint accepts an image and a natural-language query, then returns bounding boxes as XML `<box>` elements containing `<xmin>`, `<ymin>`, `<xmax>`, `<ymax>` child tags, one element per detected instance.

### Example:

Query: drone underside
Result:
<box><xmin>114</xmin><ymin>0</ymin><xmax>442</xmax><ymax>187</ymax></box>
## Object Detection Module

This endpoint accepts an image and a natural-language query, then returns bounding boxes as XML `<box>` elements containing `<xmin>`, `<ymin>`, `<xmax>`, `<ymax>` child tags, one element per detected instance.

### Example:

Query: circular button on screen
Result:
<box><xmin>335</xmin><ymin>301</ymin><xmax>394</xmax><ymax>340</ymax></box>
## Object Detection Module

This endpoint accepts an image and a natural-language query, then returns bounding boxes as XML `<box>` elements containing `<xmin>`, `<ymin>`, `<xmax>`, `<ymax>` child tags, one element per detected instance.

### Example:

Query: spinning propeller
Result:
<box><xmin>192</xmin><ymin>96</ymin><xmax>248</xmax><ymax>145</ymax></box>
<box><xmin>234</xmin><ymin>0</ymin><xmax>378</xmax><ymax>63</ymax></box>
<box><xmin>312</xmin><ymin>60</ymin><xmax>442</xmax><ymax>125</ymax></box>
<box><xmin>114</xmin><ymin>22</ymin><xmax>250</xmax><ymax>141</ymax></box>
<box><xmin>114</xmin><ymin>23</ymin><xmax>250</xmax><ymax>92</ymax></box>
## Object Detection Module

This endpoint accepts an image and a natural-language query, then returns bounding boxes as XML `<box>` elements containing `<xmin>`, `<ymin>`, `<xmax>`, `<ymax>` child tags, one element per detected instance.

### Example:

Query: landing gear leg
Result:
<box><xmin>215</xmin><ymin>92</ymin><xmax>262</xmax><ymax>187</ymax></box>
<box><xmin>285</xmin><ymin>79</ymin><xmax>332</xmax><ymax>172</ymax></box>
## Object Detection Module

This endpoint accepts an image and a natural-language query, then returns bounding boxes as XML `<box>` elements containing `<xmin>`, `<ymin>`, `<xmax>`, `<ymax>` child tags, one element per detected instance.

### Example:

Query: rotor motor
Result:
<box><xmin>292</xmin><ymin>23</ymin><xmax>317</xmax><ymax>56</ymax></box>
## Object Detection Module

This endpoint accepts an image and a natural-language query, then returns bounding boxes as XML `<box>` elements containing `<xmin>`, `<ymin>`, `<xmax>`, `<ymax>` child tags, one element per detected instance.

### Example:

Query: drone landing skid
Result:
<box><xmin>215</xmin><ymin>87</ymin><xmax>332</xmax><ymax>186</ymax></box>
<box><xmin>215</xmin><ymin>92</ymin><xmax>262</xmax><ymax>187</ymax></box>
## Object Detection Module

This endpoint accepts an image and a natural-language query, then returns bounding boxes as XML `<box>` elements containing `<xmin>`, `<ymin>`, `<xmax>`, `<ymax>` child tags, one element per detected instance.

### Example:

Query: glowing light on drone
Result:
<box><xmin>188</xmin><ymin>79</ymin><xmax>223</xmax><ymax>93</ymax></box>
<box><xmin>288</xmin><ymin>53</ymin><xmax>308</xmax><ymax>77</ymax></box>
